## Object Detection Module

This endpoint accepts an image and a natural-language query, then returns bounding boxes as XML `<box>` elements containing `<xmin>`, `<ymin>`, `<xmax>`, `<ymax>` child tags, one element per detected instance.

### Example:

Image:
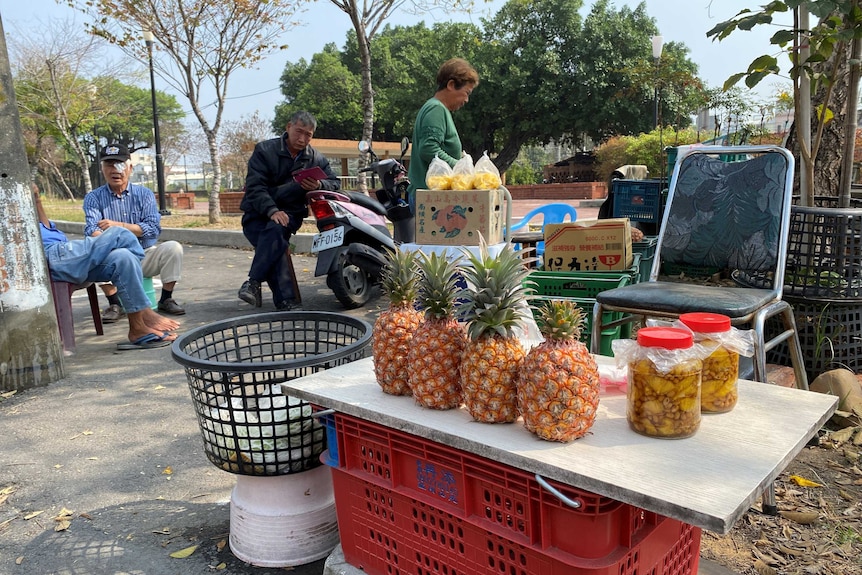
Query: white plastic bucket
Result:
<box><xmin>229</xmin><ymin>466</ymin><xmax>339</xmax><ymax>567</ymax></box>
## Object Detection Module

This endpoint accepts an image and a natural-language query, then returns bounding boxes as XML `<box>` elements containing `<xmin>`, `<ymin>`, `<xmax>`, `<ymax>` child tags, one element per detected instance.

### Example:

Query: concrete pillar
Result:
<box><xmin>0</xmin><ymin>14</ymin><xmax>65</xmax><ymax>390</ymax></box>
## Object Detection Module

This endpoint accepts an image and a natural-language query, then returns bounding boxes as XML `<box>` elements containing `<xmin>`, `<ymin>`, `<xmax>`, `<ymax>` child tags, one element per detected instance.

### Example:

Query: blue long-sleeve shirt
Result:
<box><xmin>83</xmin><ymin>183</ymin><xmax>161</xmax><ymax>249</ymax></box>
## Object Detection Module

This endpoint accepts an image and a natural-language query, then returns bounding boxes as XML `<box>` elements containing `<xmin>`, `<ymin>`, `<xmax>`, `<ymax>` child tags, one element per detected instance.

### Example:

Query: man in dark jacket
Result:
<box><xmin>238</xmin><ymin>111</ymin><xmax>340</xmax><ymax>310</ymax></box>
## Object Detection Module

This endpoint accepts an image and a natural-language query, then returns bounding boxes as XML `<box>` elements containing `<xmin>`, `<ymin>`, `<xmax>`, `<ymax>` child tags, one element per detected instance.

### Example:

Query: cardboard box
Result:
<box><xmin>543</xmin><ymin>219</ymin><xmax>633</xmax><ymax>271</ymax></box>
<box><xmin>414</xmin><ymin>189</ymin><xmax>505</xmax><ymax>246</ymax></box>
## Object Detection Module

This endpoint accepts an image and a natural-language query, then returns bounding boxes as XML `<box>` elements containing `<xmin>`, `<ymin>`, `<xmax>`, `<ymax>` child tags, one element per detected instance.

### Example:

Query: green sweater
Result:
<box><xmin>407</xmin><ymin>97</ymin><xmax>462</xmax><ymax>201</ymax></box>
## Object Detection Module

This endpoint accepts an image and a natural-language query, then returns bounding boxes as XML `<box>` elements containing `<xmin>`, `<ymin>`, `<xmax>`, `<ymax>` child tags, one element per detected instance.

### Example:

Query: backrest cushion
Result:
<box><xmin>661</xmin><ymin>152</ymin><xmax>787</xmax><ymax>272</ymax></box>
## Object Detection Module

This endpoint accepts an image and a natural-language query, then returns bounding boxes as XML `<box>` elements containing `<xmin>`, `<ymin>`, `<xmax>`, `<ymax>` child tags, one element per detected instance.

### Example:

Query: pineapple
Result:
<box><xmin>519</xmin><ymin>300</ymin><xmax>600</xmax><ymax>442</ymax></box>
<box><xmin>407</xmin><ymin>251</ymin><xmax>466</xmax><ymax>409</ymax></box>
<box><xmin>459</xmin><ymin>239</ymin><xmax>533</xmax><ymax>423</ymax></box>
<box><xmin>373</xmin><ymin>248</ymin><xmax>422</xmax><ymax>395</ymax></box>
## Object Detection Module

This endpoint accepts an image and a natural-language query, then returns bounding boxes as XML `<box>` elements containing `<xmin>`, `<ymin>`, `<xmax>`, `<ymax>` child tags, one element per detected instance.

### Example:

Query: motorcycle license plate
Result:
<box><xmin>311</xmin><ymin>228</ymin><xmax>345</xmax><ymax>253</ymax></box>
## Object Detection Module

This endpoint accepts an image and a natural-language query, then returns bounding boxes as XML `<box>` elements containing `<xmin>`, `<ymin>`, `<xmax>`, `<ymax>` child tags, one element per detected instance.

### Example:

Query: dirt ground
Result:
<box><xmin>700</xmin><ymin>426</ymin><xmax>862</xmax><ymax>575</ymax></box>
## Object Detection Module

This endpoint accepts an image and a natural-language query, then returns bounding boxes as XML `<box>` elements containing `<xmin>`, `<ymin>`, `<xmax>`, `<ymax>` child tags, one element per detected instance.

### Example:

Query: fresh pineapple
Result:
<box><xmin>373</xmin><ymin>248</ymin><xmax>422</xmax><ymax>395</ymax></box>
<box><xmin>407</xmin><ymin>251</ymin><xmax>466</xmax><ymax>409</ymax></box>
<box><xmin>519</xmin><ymin>300</ymin><xmax>600</xmax><ymax>442</ymax></box>
<box><xmin>459</xmin><ymin>239</ymin><xmax>533</xmax><ymax>423</ymax></box>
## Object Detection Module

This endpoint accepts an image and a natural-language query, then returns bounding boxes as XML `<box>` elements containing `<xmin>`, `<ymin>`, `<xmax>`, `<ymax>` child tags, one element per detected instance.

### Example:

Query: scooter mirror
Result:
<box><xmin>358</xmin><ymin>140</ymin><xmax>371</xmax><ymax>153</ymax></box>
<box><xmin>400</xmin><ymin>137</ymin><xmax>409</xmax><ymax>156</ymax></box>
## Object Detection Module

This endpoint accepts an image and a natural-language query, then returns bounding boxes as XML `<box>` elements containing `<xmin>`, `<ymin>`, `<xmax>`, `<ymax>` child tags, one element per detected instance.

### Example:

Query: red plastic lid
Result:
<box><xmin>636</xmin><ymin>327</ymin><xmax>693</xmax><ymax>350</ymax></box>
<box><xmin>679</xmin><ymin>312</ymin><xmax>731</xmax><ymax>334</ymax></box>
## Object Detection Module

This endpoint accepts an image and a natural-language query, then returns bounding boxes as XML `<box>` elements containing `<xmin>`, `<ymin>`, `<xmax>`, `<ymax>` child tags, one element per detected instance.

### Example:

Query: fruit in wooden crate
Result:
<box><xmin>519</xmin><ymin>301</ymin><xmax>600</xmax><ymax>442</ymax></box>
<box><xmin>407</xmin><ymin>251</ymin><xmax>466</xmax><ymax>409</ymax></box>
<box><xmin>459</xmin><ymin>239</ymin><xmax>532</xmax><ymax>423</ymax></box>
<box><xmin>373</xmin><ymin>248</ymin><xmax>422</xmax><ymax>395</ymax></box>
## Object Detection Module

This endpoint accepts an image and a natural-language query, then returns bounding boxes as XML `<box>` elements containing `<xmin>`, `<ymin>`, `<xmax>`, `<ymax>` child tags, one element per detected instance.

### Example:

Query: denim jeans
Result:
<box><xmin>44</xmin><ymin>227</ymin><xmax>152</xmax><ymax>313</ymax></box>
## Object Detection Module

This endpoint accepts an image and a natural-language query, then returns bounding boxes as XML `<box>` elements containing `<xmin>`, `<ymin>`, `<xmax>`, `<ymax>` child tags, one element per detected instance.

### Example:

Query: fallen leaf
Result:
<box><xmin>830</xmin><ymin>427</ymin><xmax>857</xmax><ymax>444</ymax></box>
<box><xmin>82</xmin><ymin>430</ymin><xmax>93</xmax><ymax>436</ymax></box>
<box><xmin>54</xmin><ymin>464</ymin><xmax>63</xmax><ymax>469</ymax></box>
<box><xmin>776</xmin><ymin>544</ymin><xmax>805</xmax><ymax>557</ymax></box>
<box><xmin>87</xmin><ymin>457</ymin><xmax>98</xmax><ymax>461</ymax></box>
<box><xmin>216</xmin><ymin>539</ymin><xmax>227</xmax><ymax>552</ymax></box>
<box><xmin>0</xmin><ymin>494</ymin><xmax>7</xmax><ymax>505</ymax></box>
<box><xmin>23</xmin><ymin>511</ymin><xmax>44</xmax><ymax>520</ymax></box>
<box><xmin>215</xmin><ymin>562</ymin><xmax>226</xmax><ymax>570</ymax></box>
<box><xmin>1</xmin><ymin>390</ymin><xmax>17</xmax><ymax>399</ymax></box>
<box><xmin>162</xmin><ymin>467</ymin><xmax>173</xmax><ymax>475</ymax></box>
<box><xmin>54</xmin><ymin>520</ymin><xmax>71</xmax><ymax>531</ymax></box>
<box><xmin>779</xmin><ymin>511</ymin><xmax>820</xmax><ymax>524</ymax></box>
<box><xmin>15</xmin><ymin>556</ymin><xmax>23</xmax><ymax>565</ymax></box>
<box><xmin>754</xmin><ymin>558</ymin><xmax>777</xmax><ymax>575</ymax></box>
<box><xmin>789</xmin><ymin>475</ymin><xmax>823</xmax><ymax>488</ymax></box>
<box><xmin>154</xmin><ymin>385</ymin><xmax>165</xmax><ymax>390</ymax></box>
<box><xmin>79</xmin><ymin>513</ymin><xmax>92</xmax><ymax>520</ymax></box>
<box><xmin>153</xmin><ymin>529</ymin><xmax>171</xmax><ymax>535</ymax></box>
<box><xmin>0</xmin><ymin>486</ymin><xmax>14</xmax><ymax>495</ymax></box>
<box><xmin>169</xmin><ymin>544</ymin><xmax>198</xmax><ymax>558</ymax></box>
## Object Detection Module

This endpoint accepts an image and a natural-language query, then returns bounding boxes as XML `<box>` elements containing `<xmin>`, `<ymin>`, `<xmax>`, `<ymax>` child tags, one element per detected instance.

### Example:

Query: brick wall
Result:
<box><xmin>164</xmin><ymin>193</ymin><xmax>197</xmax><ymax>210</ymax></box>
<box><xmin>219</xmin><ymin>191</ymin><xmax>245</xmax><ymax>214</ymax></box>
<box><xmin>506</xmin><ymin>182</ymin><xmax>607</xmax><ymax>200</ymax></box>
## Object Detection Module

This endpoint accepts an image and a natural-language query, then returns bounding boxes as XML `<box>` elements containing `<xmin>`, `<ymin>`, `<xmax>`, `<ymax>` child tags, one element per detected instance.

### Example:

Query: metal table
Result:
<box><xmin>281</xmin><ymin>356</ymin><xmax>836</xmax><ymax>534</ymax></box>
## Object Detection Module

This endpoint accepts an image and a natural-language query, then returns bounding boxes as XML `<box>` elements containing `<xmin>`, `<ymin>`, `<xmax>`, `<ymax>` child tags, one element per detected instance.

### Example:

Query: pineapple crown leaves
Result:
<box><xmin>416</xmin><ymin>250</ymin><xmax>464</xmax><ymax>320</ymax></box>
<box><xmin>380</xmin><ymin>247</ymin><xmax>420</xmax><ymax>307</ymax></box>
<box><xmin>457</xmin><ymin>235</ymin><xmax>534</xmax><ymax>340</ymax></box>
<box><xmin>537</xmin><ymin>299</ymin><xmax>587</xmax><ymax>342</ymax></box>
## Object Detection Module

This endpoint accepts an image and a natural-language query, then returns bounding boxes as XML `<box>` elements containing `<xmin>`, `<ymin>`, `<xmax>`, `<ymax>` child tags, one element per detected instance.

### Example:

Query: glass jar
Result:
<box><xmin>679</xmin><ymin>312</ymin><xmax>739</xmax><ymax>413</ymax></box>
<box><xmin>627</xmin><ymin>327</ymin><xmax>702</xmax><ymax>439</ymax></box>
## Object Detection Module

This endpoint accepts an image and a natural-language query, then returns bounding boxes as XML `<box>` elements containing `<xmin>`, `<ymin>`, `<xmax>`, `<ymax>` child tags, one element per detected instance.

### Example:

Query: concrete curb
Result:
<box><xmin>54</xmin><ymin>221</ymin><xmax>316</xmax><ymax>253</ymax></box>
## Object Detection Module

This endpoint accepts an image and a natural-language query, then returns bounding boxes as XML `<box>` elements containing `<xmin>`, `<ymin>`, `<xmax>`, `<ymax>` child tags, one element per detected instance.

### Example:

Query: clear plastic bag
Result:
<box><xmin>473</xmin><ymin>151</ymin><xmax>502</xmax><ymax>190</ymax></box>
<box><xmin>450</xmin><ymin>152</ymin><xmax>475</xmax><ymax>190</ymax></box>
<box><xmin>425</xmin><ymin>155</ymin><xmax>453</xmax><ymax>190</ymax></box>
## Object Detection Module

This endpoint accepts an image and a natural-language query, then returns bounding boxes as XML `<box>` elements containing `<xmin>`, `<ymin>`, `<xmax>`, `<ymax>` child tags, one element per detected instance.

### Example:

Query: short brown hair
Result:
<box><xmin>436</xmin><ymin>58</ymin><xmax>479</xmax><ymax>91</ymax></box>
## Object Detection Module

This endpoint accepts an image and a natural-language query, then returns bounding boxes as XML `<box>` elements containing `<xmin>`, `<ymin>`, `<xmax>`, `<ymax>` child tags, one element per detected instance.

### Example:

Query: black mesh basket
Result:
<box><xmin>171</xmin><ymin>312</ymin><xmax>371</xmax><ymax>476</ymax></box>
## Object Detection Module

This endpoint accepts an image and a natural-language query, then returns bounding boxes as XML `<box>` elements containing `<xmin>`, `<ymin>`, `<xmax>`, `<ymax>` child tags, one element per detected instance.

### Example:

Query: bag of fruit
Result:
<box><xmin>450</xmin><ymin>152</ymin><xmax>475</xmax><ymax>190</ymax></box>
<box><xmin>473</xmin><ymin>151</ymin><xmax>502</xmax><ymax>190</ymax></box>
<box><xmin>425</xmin><ymin>155</ymin><xmax>453</xmax><ymax>190</ymax></box>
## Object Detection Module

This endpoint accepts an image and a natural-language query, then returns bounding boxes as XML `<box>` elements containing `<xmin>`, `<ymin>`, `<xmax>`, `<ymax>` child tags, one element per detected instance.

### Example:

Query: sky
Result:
<box><xmin>1</xmin><ymin>0</ymin><xmax>791</xmax><ymax>128</ymax></box>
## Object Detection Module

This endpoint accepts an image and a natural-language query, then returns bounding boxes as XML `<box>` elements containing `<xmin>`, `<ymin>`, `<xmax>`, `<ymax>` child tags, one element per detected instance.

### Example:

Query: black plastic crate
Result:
<box><xmin>611</xmin><ymin>180</ymin><xmax>663</xmax><ymax>223</ymax></box>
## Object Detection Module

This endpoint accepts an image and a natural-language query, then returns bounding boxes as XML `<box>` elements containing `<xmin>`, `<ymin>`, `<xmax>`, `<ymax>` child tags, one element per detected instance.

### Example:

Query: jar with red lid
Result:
<box><xmin>679</xmin><ymin>313</ymin><xmax>739</xmax><ymax>413</ymax></box>
<box><xmin>621</xmin><ymin>327</ymin><xmax>703</xmax><ymax>439</ymax></box>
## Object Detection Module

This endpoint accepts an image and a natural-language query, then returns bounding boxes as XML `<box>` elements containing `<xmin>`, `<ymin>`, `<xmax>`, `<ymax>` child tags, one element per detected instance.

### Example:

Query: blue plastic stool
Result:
<box><xmin>142</xmin><ymin>276</ymin><xmax>158</xmax><ymax>309</ymax></box>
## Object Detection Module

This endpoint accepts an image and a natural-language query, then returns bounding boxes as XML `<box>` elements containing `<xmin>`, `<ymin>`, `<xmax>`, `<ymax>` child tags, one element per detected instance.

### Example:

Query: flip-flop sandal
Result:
<box><xmin>117</xmin><ymin>332</ymin><xmax>173</xmax><ymax>351</ymax></box>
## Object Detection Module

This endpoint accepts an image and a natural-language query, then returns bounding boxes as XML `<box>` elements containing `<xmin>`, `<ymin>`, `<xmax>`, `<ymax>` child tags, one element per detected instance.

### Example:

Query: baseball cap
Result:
<box><xmin>100</xmin><ymin>144</ymin><xmax>130</xmax><ymax>162</ymax></box>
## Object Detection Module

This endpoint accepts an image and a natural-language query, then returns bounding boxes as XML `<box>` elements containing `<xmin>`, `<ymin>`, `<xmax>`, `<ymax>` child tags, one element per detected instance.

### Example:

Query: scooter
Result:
<box><xmin>307</xmin><ymin>138</ymin><xmax>414</xmax><ymax>309</ymax></box>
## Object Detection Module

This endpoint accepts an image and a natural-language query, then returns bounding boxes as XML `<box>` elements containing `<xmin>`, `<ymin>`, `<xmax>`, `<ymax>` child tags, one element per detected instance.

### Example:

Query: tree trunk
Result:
<box><xmin>356</xmin><ymin>19</ymin><xmax>373</xmax><ymax>195</ymax></box>
<box><xmin>207</xmin><ymin>132</ymin><xmax>221</xmax><ymax>223</ymax></box>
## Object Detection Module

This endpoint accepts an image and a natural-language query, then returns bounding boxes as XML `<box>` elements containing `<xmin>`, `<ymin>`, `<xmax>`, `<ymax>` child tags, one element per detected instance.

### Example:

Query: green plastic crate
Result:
<box><xmin>632</xmin><ymin>236</ymin><xmax>658</xmax><ymax>283</ymax></box>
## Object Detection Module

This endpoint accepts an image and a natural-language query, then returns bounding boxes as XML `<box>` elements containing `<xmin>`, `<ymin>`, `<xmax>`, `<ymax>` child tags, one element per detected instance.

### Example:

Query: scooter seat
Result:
<box><xmin>346</xmin><ymin>191</ymin><xmax>388</xmax><ymax>216</ymax></box>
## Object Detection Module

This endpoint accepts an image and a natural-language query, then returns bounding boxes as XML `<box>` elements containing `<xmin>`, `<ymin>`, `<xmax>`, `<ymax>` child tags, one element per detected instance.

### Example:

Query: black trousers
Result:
<box><xmin>242</xmin><ymin>216</ymin><xmax>298</xmax><ymax>305</ymax></box>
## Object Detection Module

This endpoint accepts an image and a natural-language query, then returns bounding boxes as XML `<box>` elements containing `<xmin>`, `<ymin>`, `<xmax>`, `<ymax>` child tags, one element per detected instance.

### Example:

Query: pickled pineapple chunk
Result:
<box><xmin>627</xmin><ymin>358</ymin><xmax>702</xmax><ymax>438</ymax></box>
<box><xmin>700</xmin><ymin>345</ymin><xmax>738</xmax><ymax>412</ymax></box>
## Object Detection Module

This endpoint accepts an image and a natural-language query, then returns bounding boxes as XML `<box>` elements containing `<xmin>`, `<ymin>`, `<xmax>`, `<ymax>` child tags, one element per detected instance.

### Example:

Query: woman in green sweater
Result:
<box><xmin>406</xmin><ymin>58</ymin><xmax>480</xmax><ymax>223</ymax></box>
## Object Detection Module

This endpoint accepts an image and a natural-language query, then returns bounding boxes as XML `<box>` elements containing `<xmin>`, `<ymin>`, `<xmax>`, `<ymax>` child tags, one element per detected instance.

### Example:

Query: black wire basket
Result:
<box><xmin>171</xmin><ymin>312</ymin><xmax>371</xmax><ymax>476</ymax></box>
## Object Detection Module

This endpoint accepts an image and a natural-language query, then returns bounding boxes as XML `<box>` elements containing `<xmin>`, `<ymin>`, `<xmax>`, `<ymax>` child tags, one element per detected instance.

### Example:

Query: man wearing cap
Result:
<box><xmin>83</xmin><ymin>144</ymin><xmax>186</xmax><ymax>320</ymax></box>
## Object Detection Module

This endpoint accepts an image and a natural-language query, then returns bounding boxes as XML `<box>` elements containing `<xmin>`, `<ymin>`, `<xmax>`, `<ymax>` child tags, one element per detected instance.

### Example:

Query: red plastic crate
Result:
<box><xmin>332</xmin><ymin>467</ymin><xmax>702</xmax><ymax>575</ymax></box>
<box><xmin>334</xmin><ymin>414</ymin><xmax>674</xmax><ymax>561</ymax></box>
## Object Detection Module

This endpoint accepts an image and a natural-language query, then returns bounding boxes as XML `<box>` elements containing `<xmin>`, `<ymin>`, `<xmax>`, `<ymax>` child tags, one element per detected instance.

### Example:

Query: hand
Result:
<box><xmin>631</xmin><ymin>227</ymin><xmax>645</xmax><ymax>242</ymax></box>
<box><xmin>299</xmin><ymin>177</ymin><xmax>321</xmax><ymax>191</ymax></box>
<box><xmin>97</xmin><ymin>218</ymin><xmax>121</xmax><ymax>230</ymax></box>
<box><xmin>270</xmin><ymin>210</ymin><xmax>290</xmax><ymax>227</ymax></box>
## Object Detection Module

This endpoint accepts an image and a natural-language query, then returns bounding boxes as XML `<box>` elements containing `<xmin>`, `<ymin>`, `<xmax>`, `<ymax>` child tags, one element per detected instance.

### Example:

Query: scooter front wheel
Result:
<box><xmin>327</xmin><ymin>252</ymin><xmax>372</xmax><ymax>309</ymax></box>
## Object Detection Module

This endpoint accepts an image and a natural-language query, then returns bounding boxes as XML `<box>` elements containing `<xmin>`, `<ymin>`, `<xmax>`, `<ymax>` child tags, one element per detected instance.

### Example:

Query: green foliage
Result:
<box><xmin>506</xmin><ymin>160</ymin><xmax>541</xmax><ymax>185</ymax></box>
<box><xmin>595</xmin><ymin>128</ymin><xmax>700</xmax><ymax>181</ymax></box>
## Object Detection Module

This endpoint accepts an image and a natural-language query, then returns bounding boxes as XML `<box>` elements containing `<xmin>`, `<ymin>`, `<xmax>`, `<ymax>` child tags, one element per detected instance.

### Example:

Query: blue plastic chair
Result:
<box><xmin>508</xmin><ymin>203</ymin><xmax>578</xmax><ymax>257</ymax></box>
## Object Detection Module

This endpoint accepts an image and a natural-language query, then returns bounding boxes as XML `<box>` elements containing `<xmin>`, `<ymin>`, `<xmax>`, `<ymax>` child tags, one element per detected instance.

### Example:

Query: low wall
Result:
<box><xmin>163</xmin><ymin>192</ymin><xmax>196</xmax><ymax>210</ymax></box>
<box><xmin>219</xmin><ymin>191</ymin><xmax>245</xmax><ymax>214</ymax></box>
<box><xmin>506</xmin><ymin>182</ymin><xmax>607</xmax><ymax>200</ymax></box>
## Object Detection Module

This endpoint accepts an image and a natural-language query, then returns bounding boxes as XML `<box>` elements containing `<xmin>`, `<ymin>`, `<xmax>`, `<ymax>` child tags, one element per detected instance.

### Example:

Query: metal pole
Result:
<box><xmin>145</xmin><ymin>33</ymin><xmax>170</xmax><ymax>215</ymax></box>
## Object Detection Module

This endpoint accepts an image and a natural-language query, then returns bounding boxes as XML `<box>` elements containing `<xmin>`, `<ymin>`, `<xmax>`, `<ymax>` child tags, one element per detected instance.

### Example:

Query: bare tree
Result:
<box><xmin>219</xmin><ymin>111</ymin><xmax>276</xmax><ymax>189</ymax></box>
<box><xmin>73</xmin><ymin>0</ymin><xmax>305</xmax><ymax>222</ymax></box>
<box><xmin>9</xmin><ymin>18</ymin><xmax>122</xmax><ymax>196</ymax></box>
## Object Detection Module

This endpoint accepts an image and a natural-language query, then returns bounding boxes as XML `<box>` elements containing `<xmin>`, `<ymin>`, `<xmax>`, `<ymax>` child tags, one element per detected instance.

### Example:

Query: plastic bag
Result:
<box><xmin>611</xmin><ymin>337</ymin><xmax>712</xmax><ymax>374</ymax></box>
<box><xmin>645</xmin><ymin>318</ymin><xmax>755</xmax><ymax>357</ymax></box>
<box><xmin>425</xmin><ymin>155</ymin><xmax>453</xmax><ymax>190</ymax></box>
<box><xmin>450</xmin><ymin>152</ymin><xmax>475</xmax><ymax>190</ymax></box>
<box><xmin>473</xmin><ymin>151</ymin><xmax>502</xmax><ymax>190</ymax></box>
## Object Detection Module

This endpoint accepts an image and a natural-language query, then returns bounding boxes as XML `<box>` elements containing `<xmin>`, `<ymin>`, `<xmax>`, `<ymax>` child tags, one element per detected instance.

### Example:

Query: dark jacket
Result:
<box><xmin>241</xmin><ymin>133</ymin><xmax>340</xmax><ymax>226</ymax></box>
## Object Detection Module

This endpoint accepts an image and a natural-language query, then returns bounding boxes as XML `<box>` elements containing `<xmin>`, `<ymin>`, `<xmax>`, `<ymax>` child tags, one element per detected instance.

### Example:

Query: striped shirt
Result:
<box><xmin>83</xmin><ymin>183</ymin><xmax>162</xmax><ymax>249</ymax></box>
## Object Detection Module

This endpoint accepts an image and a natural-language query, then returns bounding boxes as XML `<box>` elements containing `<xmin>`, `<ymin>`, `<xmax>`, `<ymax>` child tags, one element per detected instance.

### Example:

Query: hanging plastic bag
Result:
<box><xmin>425</xmin><ymin>155</ymin><xmax>453</xmax><ymax>190</ymax></box>
<box><xmin>473</xmin><ymin>151</ymin><xmax>502</xmax><ymax>190</ymax></box>
<box><xmin>450</xmin><ymin>152</ymin><xmax>475</xmax><ymax>190</ymax></box>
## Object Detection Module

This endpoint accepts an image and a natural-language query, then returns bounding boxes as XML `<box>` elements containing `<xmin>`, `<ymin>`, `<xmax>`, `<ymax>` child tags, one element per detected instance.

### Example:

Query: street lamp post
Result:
<box><xmin>143</xmin><ymin>28</ymin><xmax>170</xmax><ymax>216</ymax></box>
<box><xmin>651</xmin><ymin>35</ymin><xmax>664</xmax><ymax>130</ymax></box>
